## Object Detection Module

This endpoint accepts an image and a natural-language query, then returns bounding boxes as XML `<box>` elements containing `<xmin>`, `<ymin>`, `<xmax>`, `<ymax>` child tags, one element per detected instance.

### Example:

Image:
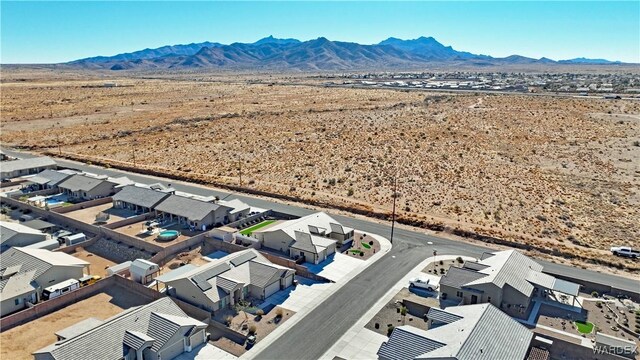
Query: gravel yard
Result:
<box><xmin>0</xmin><ymin>286</ymin><xmax>151</xmax><ymax>360</ymax></box>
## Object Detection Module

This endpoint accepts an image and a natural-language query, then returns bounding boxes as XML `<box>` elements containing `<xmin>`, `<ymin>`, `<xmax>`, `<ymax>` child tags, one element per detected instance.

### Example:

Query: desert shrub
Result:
<box><xmin>439</xmin><ymin>260</ymin><xmax>444</xmax><ymax>265</ymax></box>
<box><xmin>225</xmin><ymin>315</ymin><xmax>233</xmax><ymax>326</ymax></box>
<box><xmin>596</xmin><ymin>302</ymin><xmax>602</xmax><ymax>308</ymax></box>
<box><xmin>369</xmin><ymin>240</ymin><xmax>374</xmax><ymax>245</ymax></box>
<box><xmin>591</xmin><ymin>291</ymin><xmax>599</xmax><ymax>298</ymax></box>
<box><xmin>456</xmin><ymin>257</ymin><xmax>464</xmax><ymax>263</ymax></box>
<box><xmin>276</xmin><ymin>308</ymin><xmax>283</xmax><ymax>318</ymax></box>
<box><xmin>256</xmin><ymin>309</ymin><xmax>264</xmax><ymax>317</ymax></box>
<box><xmin>387</xmin><ymin>325</ymin><xmax>395</xmax><ymax>336</ymax></box>
<box><xmin>248</xmin><ymin>325</ymin><xmax>257</xmax><ymax>334</ymax></box>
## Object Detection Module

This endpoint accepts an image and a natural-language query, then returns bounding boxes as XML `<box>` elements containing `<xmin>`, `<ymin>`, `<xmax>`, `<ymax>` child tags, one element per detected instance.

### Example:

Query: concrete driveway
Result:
<box><xmin>304</xmin><ymin>253</ymin><xmax>365</xmax><ymax>283</ymax></box>
<box><xmin>260</xmin><ymin>277</ymin><xmax>335</xmax><ymax>313</ymax></box>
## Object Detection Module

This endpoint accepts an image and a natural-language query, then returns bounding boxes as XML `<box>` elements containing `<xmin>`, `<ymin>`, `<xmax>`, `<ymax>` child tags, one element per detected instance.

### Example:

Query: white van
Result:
<box><xmin>42</xmin><ymin>279</ymin><xmax>80</xmax><ymax>300</ymax></box>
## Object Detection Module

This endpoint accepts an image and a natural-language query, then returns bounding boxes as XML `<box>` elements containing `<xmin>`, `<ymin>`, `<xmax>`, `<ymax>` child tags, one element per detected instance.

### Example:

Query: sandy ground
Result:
<box><xmin>0</xmin><ymin>286</ymin><xmax>150</xmax><ymax>360</ymax></box>
<box><xmin>1</xmin><ymin>71</ymin><xmax>639</xmax><ymax>272</ymax></box>
<box><xmin>71</xmin><ymin>247</ymin><xmax>117</xmax><ymax>277</ymax></box>
<box><xmin>64</xmin><ymin>203</ymin><xmax>130</xmax><ymax>225</ymax></box>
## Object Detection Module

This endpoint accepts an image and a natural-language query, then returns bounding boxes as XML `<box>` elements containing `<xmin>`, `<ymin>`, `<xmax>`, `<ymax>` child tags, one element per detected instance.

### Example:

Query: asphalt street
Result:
<box><xmin>3</xmin><ymin>148</ymin><xmax>639</xmax><ymax>359</ymax></box>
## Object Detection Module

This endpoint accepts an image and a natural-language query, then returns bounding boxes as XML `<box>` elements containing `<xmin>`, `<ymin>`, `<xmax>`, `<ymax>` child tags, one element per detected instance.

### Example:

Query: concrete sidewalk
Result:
<box><xmin>240</xmin><ymin>232</ymin><xmax>393</xmax><ymax>359</ymax></box>
<box><xmin>320</xmin><ymin>254</ymin><xmax>477</xmax><ymax>360</ymax></box>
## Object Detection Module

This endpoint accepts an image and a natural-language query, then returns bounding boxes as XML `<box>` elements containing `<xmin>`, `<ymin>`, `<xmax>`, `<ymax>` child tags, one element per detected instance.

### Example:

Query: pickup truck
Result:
<box><xmin>610</xmin><ymin>247</ymin><xmax>639</xmax><ymax>258</ymax></box>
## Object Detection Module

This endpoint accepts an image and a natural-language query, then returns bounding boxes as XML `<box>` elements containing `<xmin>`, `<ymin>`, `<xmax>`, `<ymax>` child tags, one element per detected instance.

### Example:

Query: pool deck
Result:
<box><xmin>113</xmin><ymin>220</ymin><xmax>205</xmax><ymax>248</ymax></box>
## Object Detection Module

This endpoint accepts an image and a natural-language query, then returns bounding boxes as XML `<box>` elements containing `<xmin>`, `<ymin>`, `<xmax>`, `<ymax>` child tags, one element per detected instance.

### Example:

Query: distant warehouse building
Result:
<box><xmin>0</xmin><ymin>157</ymin><xmax>56</xmax><ymax>181</ymax></box>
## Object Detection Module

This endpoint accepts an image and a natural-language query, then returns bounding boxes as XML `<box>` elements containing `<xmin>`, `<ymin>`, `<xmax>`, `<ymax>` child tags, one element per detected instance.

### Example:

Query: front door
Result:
<box><xmin>471</xmin><ymin>295</ymin><xmax>478</xmax><ymax>304</ymax></box>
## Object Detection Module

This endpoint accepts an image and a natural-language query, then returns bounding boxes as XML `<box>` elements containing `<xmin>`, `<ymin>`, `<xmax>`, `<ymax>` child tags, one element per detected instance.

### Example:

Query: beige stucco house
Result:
<box><xmin>0</xmin><ymin>247</ymin><xmax>88</xmax><ymax>317</ymax></box>
<box><xmin>58</xmin><ymin>174</ymin><xmax>118</xmax><ymax>201</ymax></box>
<box><xmin>158</xmin><ymin>249</ymin><xmax>295</xmax><ymax>314</ymax></box>
<box><xmin>33</xmin><ymin>297</ymin><xmax>207</xmax><ymax>360</ymax></box>
<box><xmin>252</xmin><ymin>212</ymin><xmax>353</xmax><ymax>264</ymax></box>
<box><xmin>439</xmin><ymin>250</ymin><xmax>580</xmax><ymax>319</ymax></box>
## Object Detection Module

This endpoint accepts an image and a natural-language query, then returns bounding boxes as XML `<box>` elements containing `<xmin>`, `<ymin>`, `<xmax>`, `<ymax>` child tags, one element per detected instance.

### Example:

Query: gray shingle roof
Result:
<box><xmin>55</xmin><ymin>318</ymin><xmax>105</xmax><ymax>340</ymax></box>
<box><xmin>28</xmin><ymin>169</ymin><xmax>71</xmax><ymax>187</ymax></box>
<box><xmin>215</xmin><ymin>277</ymin><xmax>238</xmax><ymax>293</ymax></box>
<box><xmin>58</xmin><ymin>174</ymin><xmax>112</xmax><ymax>192</ymax></box>
<box><xmin>248</xmin><ymin>261</ymin><xmax>286</xmax><ymax>288</ymax></box>
<box><xmin>33</xmin><ymin>298</ymin><xmax>206</xmax><ymax>360</ymax></box>
<box><xmin>1</xmin><ymin>157</ymin><xmax>56</xmax><ymax>173</ymax></box>
<box><xmin>154</xmin><ymin>195</ymin><xmax>226</xmax><ymax>221</ymax></box>
<box><xmin>22</xmin><ymin>219</ymin><xmax>57</xmax><ymax>231</ymax></box>
<box><xmin>378</xmin><ymin>327</ymin><xmax>446</xmax><ymax>360</ymax></box>
<box><xmin>112</xmin><ymin>185</ymin><xmax>171</xmax><ymax>209</ymax></box>
<box><xmin>439</xmin><ymin>266</ymin><xmax>487</xmax><ymax>289</ymax></box>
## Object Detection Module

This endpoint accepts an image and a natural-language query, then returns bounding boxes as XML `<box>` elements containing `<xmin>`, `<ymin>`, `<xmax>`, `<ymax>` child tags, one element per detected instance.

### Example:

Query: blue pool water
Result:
<box><xmin>45</xmin><ymin>198</ymin><xmax>63</xmax><ymax>205</ymax></box>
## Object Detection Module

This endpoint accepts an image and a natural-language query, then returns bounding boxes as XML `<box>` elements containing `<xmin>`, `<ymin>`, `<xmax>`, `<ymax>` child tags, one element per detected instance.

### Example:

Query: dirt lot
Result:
<box><xmin>64</xmin><ymin>203</ymin><xmax>130</xmax><ymax>225</ymax></box>
<box><xmin>0</xmin><ymin>286</ymin><xmax>151</xmax><ymax>360</ymax></box>
<box><xmin>1</xmin><ymin>70</ymin><xmax>639</xmax><ymax>272</ymax></box>
<box><xmin>71</xmin><ymin>247</ymin><xmax>116</xmax><ymax>277</ymax></box>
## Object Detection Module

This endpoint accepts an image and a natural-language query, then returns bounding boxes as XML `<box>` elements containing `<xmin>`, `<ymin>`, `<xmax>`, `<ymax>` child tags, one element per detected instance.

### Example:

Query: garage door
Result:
<box><xmin>189</xmin><ymin>329</ymin><xmax>206</xmax><ymax>349</ymax></box>
<box><xmin>283</xmin><ymin>274</ymin><xmax>294</xmax><ymax>288</ymax></box>
<box><xmin>264</xmin><ymin>281</ymin><xmax>281</xmax><ymax>299</ymax></box>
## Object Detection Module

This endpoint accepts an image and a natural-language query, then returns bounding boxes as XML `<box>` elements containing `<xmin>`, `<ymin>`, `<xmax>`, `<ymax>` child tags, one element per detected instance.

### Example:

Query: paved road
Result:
<box><xmin>4</xmin><ymin>148</ymin><xmax>639</xmax><ymax>359</ymax></box>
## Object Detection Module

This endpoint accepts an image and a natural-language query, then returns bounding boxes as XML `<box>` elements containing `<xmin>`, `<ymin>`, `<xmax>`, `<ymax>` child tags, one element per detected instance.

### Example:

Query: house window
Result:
<box><xmin>14</xmin><ymin>298</ymin><xmax>20</xmax><ymax>305</ymax></box>
<box><xmin>456</xmin><ymin>291</ymin><xmax>463</xmax><ymax>298</ymax></box>
<box><xmin>487</xmin><ymin>296</ymin><xmax>492</xmax><ymax>302</ymax></box>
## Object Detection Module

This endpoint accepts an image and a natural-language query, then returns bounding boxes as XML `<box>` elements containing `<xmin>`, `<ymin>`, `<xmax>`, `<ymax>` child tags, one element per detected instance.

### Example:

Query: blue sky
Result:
<box><xmin>1</xmin><ymin>1</ymin><xmax>638</xmax><ymax>63</ymax></box>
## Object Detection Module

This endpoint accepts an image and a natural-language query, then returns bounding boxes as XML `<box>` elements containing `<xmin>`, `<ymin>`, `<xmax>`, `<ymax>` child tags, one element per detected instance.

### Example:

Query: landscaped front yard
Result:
<box><xmin>239</xmin><ymin>220</ymin><xmax>276</xmax><ymax>236</ymax></box>
<box><xmin>344</xmin><ymin>232</ymin><xmax>380</xmax><ymax>260</ymax></box>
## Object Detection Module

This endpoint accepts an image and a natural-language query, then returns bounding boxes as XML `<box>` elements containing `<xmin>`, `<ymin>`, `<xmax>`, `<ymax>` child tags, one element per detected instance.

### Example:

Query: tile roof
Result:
<box><xmin>1</xmin><ymin>157</ymin><xmax>56</xmax><ymax>174</ymax></box>
<box><xmin>378</xmin><ymin>304</ymin><xmax>533</xmax><ymax>360</ymax></box>
<box><xmin>378</xmin><ymin>327</ymin><xmax>446</xmax><ymax>360</ymax></box>
<box><xmin>439</xmin><ymin>266</ymin><xmax>487</xmax><ymax>289</ymax></box>
<box><xmin>426</xmin><ymin>308</ymin><xmax>463</xmax><ymax>324</ymax></box>
<box><xmin>55</xmin><ymin>318</ymin><xmax>104</xmax><ymax>340</ymax></box>
<box><xmin>22</xmin><ymin>219</ymin><xmax>57</xmax><ymax>231</ymax></box>
<box><xmin>1</xmin><ymin>221</ymin><xmax>46</xmax><ymax>244</ymax></box>
<box><xmin>256</xmin><ymin>211</ymin><xmax>353</xmax><ymax>240</ymax></box>
<box><xmin>290</xmin><ymin>231</ymin><xmax>337</xmax><ymax>255</ymax></box>
<box><xmin>58</xmin><ymin>174</ymin><xmax>114</xmax><ymax>192</ymax></box>
<box><xmin>27</xmin><ymin>169</ymin><xmax>71</xmax><ymax>187</ymax></box>
<box><xmin>33</xmin><ymin>298</ymin><xmax>206</xmax><ymax>360</ymax></box>
<box><xmin>154</xmin><ymin>195</ymin><xmax>229</xmax><ymax>221</ymax></box>
<box><xmin>162</xmin><ymin>249</ymin><xmax>294</xmax><ymax>305</ymax></box>
<box><xmin>111</xmin><ymin>185</ymin><xmax>170</xmax><ymax>209</ymax></box>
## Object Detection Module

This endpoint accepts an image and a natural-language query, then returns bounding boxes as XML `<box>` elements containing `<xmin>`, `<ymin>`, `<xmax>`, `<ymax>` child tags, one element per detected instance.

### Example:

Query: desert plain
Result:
<box><xmin>1</xmin><ymin>68</ymin><xmax>639</xmax><ymax>273</ymax></box>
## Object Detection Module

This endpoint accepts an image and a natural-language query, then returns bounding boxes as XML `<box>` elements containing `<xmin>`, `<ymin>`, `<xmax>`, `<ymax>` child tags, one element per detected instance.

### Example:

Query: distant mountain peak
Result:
<box><xmin>252</xmin><ymin>35</ymin><xmax>300</xmax><ymax>46</ymax></box>
<box><xmin>68</xmin><ymin>35</ymin><xmax>624</xmax><ymax>70</ymax></box>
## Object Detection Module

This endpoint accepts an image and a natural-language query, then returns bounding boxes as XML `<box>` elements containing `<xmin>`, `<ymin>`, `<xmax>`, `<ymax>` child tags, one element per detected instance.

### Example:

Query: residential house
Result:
<box><xmin>0</xmin><ymin>157</ymin><xmax>57</xmax><ymax>181</ymax></box>
<box><xmin>1</xmin><ymin>221</ymin><xmax>48</xmax><ymax>252</ymax></box>
<box><xmin>0</xmin><ymin>247</ymin><xmax>88</xmax><ymax>316</ymax></box>
<box><xmin>58</xmin><ymin>174</ymin><xmax>118</xmax><ymax>201</ymax></box>
<box><xmin>154</xmin><ymin>195</ymin><xmax>232</xmax><ymax>230</ymax></box>
<box><xmin>23</xmin><ymin>169</ymin><xmax>74</xmax><ymax>191</ymax></box>
<box><xmin>377</xmin><ymin>303</ymin><xmax>534</xmax><ymax>360</ymax></box>
<box><xmin>217</xmin><ymin>199</ymin><xmax>253</xmax><ymax>222</ymax></box>
<box><xmin>158</xmin><ymin>249</ymin><xmax>295</xmax><ymax>314</ymax></box>
<box><xmin>439</xmin><ymin>250</ymin><xmax>580</xmax><ymax>318</ymax></box>
<box><xmin>33</xmin><ymin>297</ymin><xmax>208</xmax><ymax>360</ymax></box>
<box><xmin>252</xmin><ymin>212</ymin><xmax>353</xmax><ymax>264</ymax></box>
<box><xmin>112</xmin><ymin>185</ymin><xmax>171</xmax><ymax>214</ymax></box>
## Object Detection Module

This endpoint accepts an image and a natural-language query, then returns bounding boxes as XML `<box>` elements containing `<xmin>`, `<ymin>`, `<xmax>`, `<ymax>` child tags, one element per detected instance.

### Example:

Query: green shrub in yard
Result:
<box><xmin>456</xmin><ymin>257</ymin><xmax>464</xmax><ymax>263</ymax></box>
<box><xmin>591</xmin><ymin>291</ymin><xmax>599</xmax><ymax>298</ymax></box>
<box><xmin>387</xmin><ymin>325</ymin><xmax>395</xmax><ymax>336</ymax></box>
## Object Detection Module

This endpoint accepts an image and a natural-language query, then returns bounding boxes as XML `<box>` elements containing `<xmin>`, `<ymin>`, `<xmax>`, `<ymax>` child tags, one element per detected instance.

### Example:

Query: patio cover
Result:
<box><xmin>526</xmin><ymin>272</ymin><xmax>580</xmax><ymax>296</ymax></box>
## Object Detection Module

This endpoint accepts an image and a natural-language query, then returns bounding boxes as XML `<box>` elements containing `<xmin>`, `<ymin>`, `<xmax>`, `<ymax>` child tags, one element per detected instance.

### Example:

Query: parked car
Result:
<box><xmin>247</xmin><ymin>335</ymin><xmax>257</xmax><ymax>346</ymax></box>
<box><xmin>610</xmin><ymin>246</ymin><xmax>639</xmax><ymax>258</ymax></box>
<box><xmin>409</xmin><ymin>278</ymin><xmax>438</xmax><ymax>291</ymax></box>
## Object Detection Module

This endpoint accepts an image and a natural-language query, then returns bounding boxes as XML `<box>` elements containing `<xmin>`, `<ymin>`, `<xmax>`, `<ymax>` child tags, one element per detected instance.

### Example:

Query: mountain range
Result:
<box><xmin>70</xmin><ymin>36</ymin><xmax>624</xmax><ymax>71</ymax></box>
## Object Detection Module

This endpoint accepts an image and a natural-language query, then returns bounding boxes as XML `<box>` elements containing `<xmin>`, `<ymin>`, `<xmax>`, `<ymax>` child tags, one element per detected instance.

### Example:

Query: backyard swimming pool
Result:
<box><xmin>157</xmin><ymin>230</ymin><xmax>180</xmax><ymax>241</ymax></box>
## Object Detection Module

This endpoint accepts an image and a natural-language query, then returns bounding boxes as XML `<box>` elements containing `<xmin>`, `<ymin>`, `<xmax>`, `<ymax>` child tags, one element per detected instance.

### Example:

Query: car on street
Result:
<box><xmin>409</xmin><ymin>277</ymin><xmax>438</xmax><ymax>291</ymax></box>
<box><xmin>610</xmin><ymin>246</ymin><xmax>639</xmax><ymax>258</ymax></box>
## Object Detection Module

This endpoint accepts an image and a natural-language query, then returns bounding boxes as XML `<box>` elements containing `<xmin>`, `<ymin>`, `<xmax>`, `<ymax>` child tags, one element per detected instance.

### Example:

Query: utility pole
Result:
<box><xmin>238</xmin><ymin>159</ymin><xmax>242</xmax><ymax>187</ymax></box>
<box><xmin>132</xmin><ymin>144</ymin><xmax>136</xmax><ymax>166</ymax></box>
<box><xmin>390</xmin><ymin>173</ymin><xmax>398</xmax><ymax>244</ymax></box>
<box><xmin>57</xmin><ymin>134</ymin><xmax>62</xmax><ymax>155</ymax></box>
